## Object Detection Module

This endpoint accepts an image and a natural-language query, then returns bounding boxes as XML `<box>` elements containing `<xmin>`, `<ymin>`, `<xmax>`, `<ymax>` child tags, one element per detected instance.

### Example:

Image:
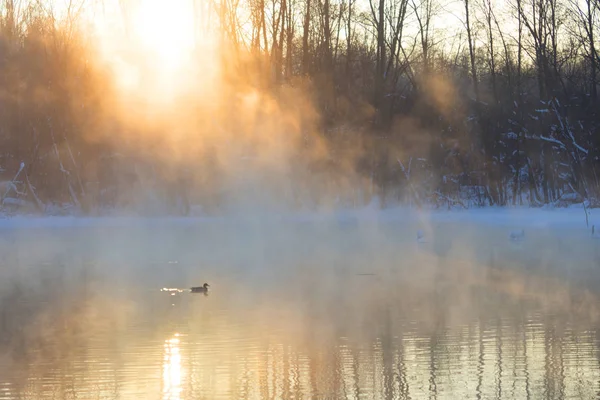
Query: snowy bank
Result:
<box><xmin>0</xmin><ymin>205</ymin><xmax>596</xmax><ymax>230</ymax></box>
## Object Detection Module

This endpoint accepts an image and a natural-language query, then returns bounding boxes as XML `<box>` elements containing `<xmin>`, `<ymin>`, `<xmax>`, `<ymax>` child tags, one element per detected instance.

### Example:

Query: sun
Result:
<box><xmin>130</xmin><ymin>0</ymin><xmax>196</xmax><ymax>74</ymax></box>
<box><xmin>89</xmin><ymin>0</ymin><xmax>219</xmax><ymax>101</ymax></box>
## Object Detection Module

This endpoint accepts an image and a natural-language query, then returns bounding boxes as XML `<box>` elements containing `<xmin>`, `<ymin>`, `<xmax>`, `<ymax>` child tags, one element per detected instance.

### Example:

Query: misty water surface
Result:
<box><xmin>0</xmin><ymin>217</ymin><xmax>599</xmax><ymax>399</ymax></box>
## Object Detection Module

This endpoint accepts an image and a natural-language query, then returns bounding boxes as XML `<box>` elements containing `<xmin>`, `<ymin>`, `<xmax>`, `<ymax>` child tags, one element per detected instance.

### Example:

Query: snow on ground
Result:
<box><xmin>0</xmin><ymin>204</ymin><xmax>596</xmax><ymax>230</ymax></box>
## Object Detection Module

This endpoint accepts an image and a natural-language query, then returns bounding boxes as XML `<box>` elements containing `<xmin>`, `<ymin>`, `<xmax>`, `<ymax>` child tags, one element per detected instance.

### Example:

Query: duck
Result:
<box><xmin>190</xmin><ymin>283</ymin><xmax>210</xmax><ymax>293</ymax></box>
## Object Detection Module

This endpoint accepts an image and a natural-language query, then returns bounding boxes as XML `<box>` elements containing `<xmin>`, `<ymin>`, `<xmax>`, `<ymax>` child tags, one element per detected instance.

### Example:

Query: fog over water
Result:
<box><xmin>0</xmin><ymin>212</ymin><xmax>599</xmax><ymax>399</ymax></box>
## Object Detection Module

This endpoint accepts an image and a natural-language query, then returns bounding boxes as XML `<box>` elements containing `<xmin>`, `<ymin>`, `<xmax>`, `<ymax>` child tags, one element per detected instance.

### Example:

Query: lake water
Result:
<box><xmin>0</xmin><ymin>218</ymin><xmax>599</xmax><ymax>399</ymax></box>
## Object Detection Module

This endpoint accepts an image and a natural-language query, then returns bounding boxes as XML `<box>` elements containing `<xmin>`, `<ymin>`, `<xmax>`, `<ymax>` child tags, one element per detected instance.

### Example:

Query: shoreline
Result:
<box><xmin>0</xmin><ymin>204</ymin><xmax>596</xmax><ymax>229</ymax></box>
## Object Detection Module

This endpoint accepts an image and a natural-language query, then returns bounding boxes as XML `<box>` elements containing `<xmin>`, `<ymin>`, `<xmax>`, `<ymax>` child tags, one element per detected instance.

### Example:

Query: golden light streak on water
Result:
<box><xmin>162</xmin><ymin>335</ymin><xmax>183</xmax><ymax>400</ymax></box>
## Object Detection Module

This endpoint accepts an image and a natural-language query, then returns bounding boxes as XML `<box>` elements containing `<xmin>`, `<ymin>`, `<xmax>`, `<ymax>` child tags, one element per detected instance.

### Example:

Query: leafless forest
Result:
<box><xmin>0</xmin><ymin>0</ymin><xmax>598</xmax><ymax>214</ymax></box>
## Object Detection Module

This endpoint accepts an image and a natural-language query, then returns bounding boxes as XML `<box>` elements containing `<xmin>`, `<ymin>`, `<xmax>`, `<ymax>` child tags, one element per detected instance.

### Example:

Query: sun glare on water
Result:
<box><xmin>163</xmin><ymin>335</ymin><xmax>183</xmax><ymax>399</ymax></box>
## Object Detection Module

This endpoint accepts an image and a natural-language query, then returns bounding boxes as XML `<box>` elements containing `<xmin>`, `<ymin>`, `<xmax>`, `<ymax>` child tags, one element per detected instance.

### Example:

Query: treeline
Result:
<box><xmin>0</xmin><ymin>0</ymin><xmax>598</xmax><ymax>214</ymax></box>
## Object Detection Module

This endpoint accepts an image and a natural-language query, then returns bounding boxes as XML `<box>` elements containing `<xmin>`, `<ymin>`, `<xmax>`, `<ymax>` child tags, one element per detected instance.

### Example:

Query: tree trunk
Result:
<box><xmin>587</xmin><ymin>0</ymin><xmax>598</xmax><ymax>104</ymax></box>
<box><xmin>464</xmin><ymin>0</ymin><xmax>479</xmax><ymax>102</ymax></box>
<box><xmin>303</xmin><ymin>0</ymin><xmax>312</xmax><ymax>74</ymax></box>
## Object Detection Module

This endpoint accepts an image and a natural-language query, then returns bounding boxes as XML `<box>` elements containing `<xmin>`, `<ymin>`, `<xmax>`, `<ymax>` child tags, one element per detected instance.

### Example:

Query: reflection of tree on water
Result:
<box><xmin>4</xmin><ymin>307</ymin><xmax>600</xmax><ymax>399</ymax></box>
<box><xmin>3</xmin><ymin>261</ymin><xmax>600</xmax><ymax>399</ymax></box>
<box><xmin>496</xmin><ymin>318</ymin><xmax>504</xmax><ymax>400</ymax></box>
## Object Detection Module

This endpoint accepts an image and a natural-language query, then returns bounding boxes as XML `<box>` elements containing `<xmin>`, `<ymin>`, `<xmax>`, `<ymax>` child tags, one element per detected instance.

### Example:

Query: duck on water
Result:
<box><xmin>191</xmin><ymin>283</ymin><xmax>210</xmax><ymax>293</ymax></box>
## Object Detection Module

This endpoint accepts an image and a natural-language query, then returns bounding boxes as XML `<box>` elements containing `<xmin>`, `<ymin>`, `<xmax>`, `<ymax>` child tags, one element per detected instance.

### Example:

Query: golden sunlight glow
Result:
<box><xmin>89</xmin><ymin>0</ymin><xmax>211</xmax><ymax>102</ymax></box>
<box><xmin>130</xmin><ymin>0</ymin><xmax>195</xmax><ymax>74</ymax></box>
<box><xmin>162</xmin><ymin>335</ymin><xmax>183</xmax><ymax>400</ymax></box>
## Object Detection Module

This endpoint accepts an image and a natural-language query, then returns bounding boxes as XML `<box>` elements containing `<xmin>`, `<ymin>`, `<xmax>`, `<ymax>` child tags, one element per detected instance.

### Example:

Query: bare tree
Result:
<box><xmin>463</xmin><ymin>0</ymin><xmax>479</xmax><ymax>101</ymax></box>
